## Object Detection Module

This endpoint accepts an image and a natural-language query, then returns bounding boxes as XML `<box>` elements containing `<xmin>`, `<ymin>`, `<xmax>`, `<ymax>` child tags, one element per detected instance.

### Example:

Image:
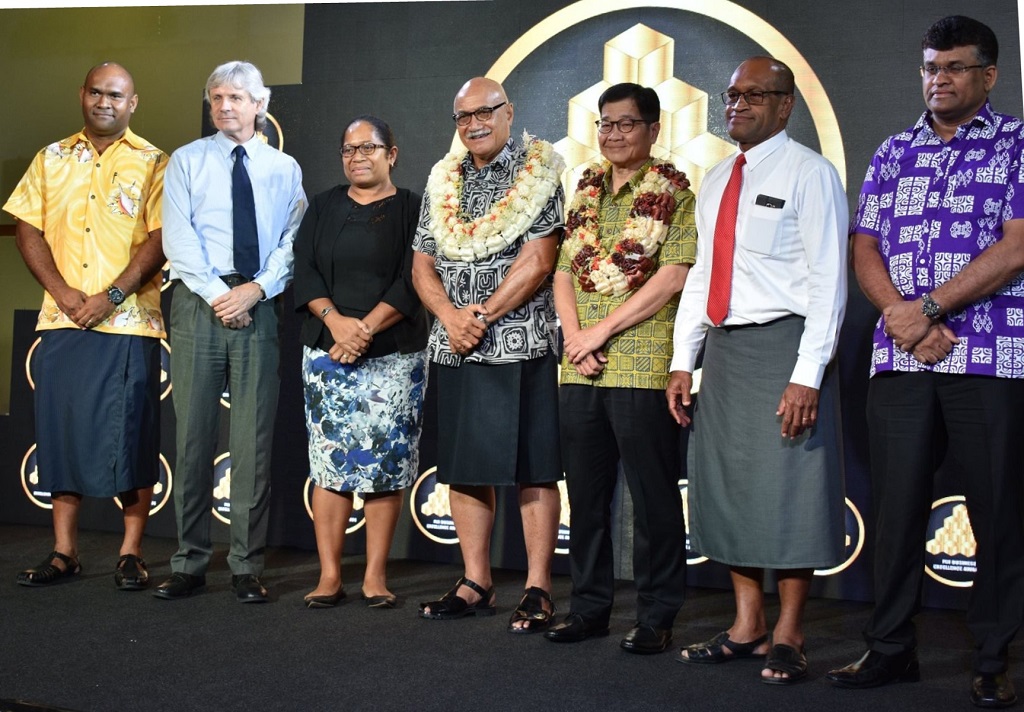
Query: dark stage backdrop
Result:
<box><xmin>3</xmin><ymin>0</ymin><xmax>1020</xmax><ymax>610</ymax></box>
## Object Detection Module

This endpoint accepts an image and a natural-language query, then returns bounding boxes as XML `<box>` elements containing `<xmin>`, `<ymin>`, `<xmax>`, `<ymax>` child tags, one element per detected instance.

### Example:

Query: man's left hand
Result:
<box><xmin>213</xmin><ymin>283</ymin><xmax>263</xmax><ymax>325</ymax></box>
<box><xmin>75</xmin><ymin>293</ymin><xmax>116</xmax><ymax>330</ymax></box>
<box><xmin>882</xmin><ymin>299</ymin><xmax>932</xmax><ymax>352</ymax></box>
<box><xmin>776</xmin><ymin>382</ymin><xmax>819</xmax><ymax>440</ymax></box>
<box><xmin>563</xmin><ymin>324</ymin><xmax>610</xmax><ymax>364</ymax></box>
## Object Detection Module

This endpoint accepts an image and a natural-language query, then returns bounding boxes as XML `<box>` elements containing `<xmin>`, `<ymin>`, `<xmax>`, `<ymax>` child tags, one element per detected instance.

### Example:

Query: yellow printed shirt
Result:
<box><xmin>557</xmin><ymin>161</ymin><xmax>697</xmax><ymax>390</ymax></box>
<box><xmin>4</xmin><ymin>128</ymin><xmax>167</xmax><ymax>337</ymax></box>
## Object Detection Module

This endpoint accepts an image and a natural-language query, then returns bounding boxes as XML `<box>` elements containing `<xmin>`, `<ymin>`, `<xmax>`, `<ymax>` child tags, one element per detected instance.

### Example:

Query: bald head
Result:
<box><xmin>735</xmin><ymin>56</ymin><xmax>795</xmax><ymax>94</ymax></box>
<box><xmin>84</xmin><ymin>62</ymin><xmax>135</xmax><ymax>96</ymax></box>
<box><xmin>453</xmin><ymin>77</ymin><xmax>514</xmax><ymax>168</ymax></box>
<box><xmin>455</xmin><ymin>77</ymin><xmax>507</xmax><ymax>111</ymax></box>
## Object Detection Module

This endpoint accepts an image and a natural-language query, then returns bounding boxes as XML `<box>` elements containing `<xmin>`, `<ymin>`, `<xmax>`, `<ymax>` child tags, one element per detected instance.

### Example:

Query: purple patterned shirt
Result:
<box><xmin>853</xmin><ymin>101</ymin><xmax>1024</xmax><ymax>378</ymax></box>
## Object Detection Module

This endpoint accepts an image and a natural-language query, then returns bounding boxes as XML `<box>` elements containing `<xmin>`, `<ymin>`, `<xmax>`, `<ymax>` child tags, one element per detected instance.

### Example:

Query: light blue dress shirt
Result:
<box><xmin>163</xmin><ymin>131</ymin><xmax>306</xmax><ymax>304</ymax></box>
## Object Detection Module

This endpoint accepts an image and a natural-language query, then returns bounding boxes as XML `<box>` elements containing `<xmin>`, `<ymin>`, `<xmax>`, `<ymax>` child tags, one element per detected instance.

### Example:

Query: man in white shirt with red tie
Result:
<box><xmin>666</xmin><ymin>56</ymin><xmax>847</xmax><ymax>684</ymax></box>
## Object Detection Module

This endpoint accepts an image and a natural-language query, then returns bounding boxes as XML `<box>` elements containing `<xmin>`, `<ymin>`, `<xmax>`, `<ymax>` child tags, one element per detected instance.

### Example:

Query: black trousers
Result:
<box><xmin>865</xmin><ymin>372</ymin><xmax>1024</xmax><ymax>673</ymax></box>
<box><xmin>559</xmin><ymin>384</ymin><xmax>687</xmax><ymax>629</ymax></box>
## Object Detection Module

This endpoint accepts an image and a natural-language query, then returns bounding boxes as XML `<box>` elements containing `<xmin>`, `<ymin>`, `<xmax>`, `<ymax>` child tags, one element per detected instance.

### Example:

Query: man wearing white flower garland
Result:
<box><xmin>547</xmin><ymin>83</ymin><xmax>695</xmax><ymax>654</ymax></box>
<box><xmin>668</xmin><ymin>57</ymin><xmax>847</xmax><ymax>684</ymax></box>
<box><xmin>412</xmin><ymin>77</ymin><xmax>566</xmax><ymax>632</ymax></box>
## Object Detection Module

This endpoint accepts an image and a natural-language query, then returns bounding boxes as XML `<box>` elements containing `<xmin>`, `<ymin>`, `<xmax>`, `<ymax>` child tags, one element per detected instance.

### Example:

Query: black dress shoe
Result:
<box><xmin>620</xmin><ymin>623</ymin><xmax>673</xmax><ymax>654</ymax></box>
<box><xmin>544</xmin><ymin>613</ymin><xmax>610</xmax><ymax>643</ymax></box>
<box><xmin>232</xmin><ymin>574</ymin><xmax>268</xmax><ymax>603</ymax></box>
<box><xmin>152</xmin><ymin>572</ymin><xmax>205</xmax><ymax>600</ymax></box>
<box><xmin>826</xmin><ymin>649</ymin><xmax>920</xmax><ymax>688</ymax></box>
<box><xmin>114</xmin><ymin>554</ymin><xmax>149</xmax><ymax>591</ymax></box>
<box><xmin>971</xmin><ymin>671</ymin><xmax>1018</xmax><ymax>708</ymax></box>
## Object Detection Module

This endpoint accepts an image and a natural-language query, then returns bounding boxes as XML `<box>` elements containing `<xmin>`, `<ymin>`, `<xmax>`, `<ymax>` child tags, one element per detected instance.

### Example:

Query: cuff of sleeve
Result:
<box><xmin>669</xmin><ymin>349</ymin><xmax>699</xmax><ymax>374</ymax></box>
<box><xmin>790</xmin><ymin>358</ymin><xmax>825</xmax><ymax>389</ymax></box>
<box><xmin>200</xmin><ymin>279</ymin><xmax>231</xmax><ymax>305</ymax></box>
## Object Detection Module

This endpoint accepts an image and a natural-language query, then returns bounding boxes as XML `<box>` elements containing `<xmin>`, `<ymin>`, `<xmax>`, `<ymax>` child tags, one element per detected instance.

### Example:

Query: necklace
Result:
<box><xmin>563</xmin><ymin>161</ymin><xmax>690</xmax><ymax>296</ymax></box>
<box><xmin>426</xmin><ymin>131</ymin><xmax>565</xmax><ymax>262</ymax></box>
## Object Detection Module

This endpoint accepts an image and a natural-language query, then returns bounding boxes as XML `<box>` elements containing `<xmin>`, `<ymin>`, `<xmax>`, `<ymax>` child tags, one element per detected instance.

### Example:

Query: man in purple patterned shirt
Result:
<box><xmin>827</xmin><ymin>16</ymin><xmax>1024</xmax><ymax>708</ymax></box>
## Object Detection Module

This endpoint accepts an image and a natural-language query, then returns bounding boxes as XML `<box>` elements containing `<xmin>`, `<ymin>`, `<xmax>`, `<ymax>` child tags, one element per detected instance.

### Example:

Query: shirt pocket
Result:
<box><xmin>740</xmin><ymin>204</ymin><xmax>784</xmax><ymax>257</ymax></box>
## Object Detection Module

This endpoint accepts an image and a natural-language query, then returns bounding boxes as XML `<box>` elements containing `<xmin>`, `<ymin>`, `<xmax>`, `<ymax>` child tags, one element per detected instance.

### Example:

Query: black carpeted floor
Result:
<box><xmin>0</xmin><ymin>524</ymin><xmax>1016</xmax><ymax>711</ymax></box>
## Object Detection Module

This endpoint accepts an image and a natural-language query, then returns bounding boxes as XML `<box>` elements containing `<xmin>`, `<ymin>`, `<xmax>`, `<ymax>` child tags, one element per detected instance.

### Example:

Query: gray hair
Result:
<box><xmin>204</xmin><ymin>60</ymin><xmax>271</xmax><ymax>130</ymax></box>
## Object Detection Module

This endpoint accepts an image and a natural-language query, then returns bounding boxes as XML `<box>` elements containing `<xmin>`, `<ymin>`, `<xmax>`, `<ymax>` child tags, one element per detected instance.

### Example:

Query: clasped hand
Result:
<box><xmin>562</xmin><ymin>325</ymin><xmax>609</xmax><ymax>377</ymax></box>
<box><xmin>443</xmin><ymin>304</ymin><xmax>488</xmax><ymax>356</ymax></box>
<box><xmin>213</xmin><ymin>283</ymin><xmax>262</xmax><ymax>329</ymax></box>
<box><xmin>57</xmin><ymin>286</ymin><xmax>115</xmax><ymax>330</ymax></box>
<box><xmin>327</xmin><ymin>316</ymin><xmax>372</xmax><ymax>363</ymax></box>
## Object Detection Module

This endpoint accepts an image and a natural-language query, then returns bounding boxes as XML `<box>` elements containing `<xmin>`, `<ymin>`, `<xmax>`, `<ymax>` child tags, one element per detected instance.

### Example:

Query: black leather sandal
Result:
<box><xmin>17</xmin><ymin>550</ymin><xmax>82</xmax><ymax>587</ymax></box>
<box><xmin>114</xmin><ymin>554</ymin><xmax>149</xmax><ymax>591</ymax></box>
<box><xmin>762</xmin><ymin>643</ymin><xmax>808</xmax><ymax>685</ymax></box>
<box><xmin>507</xmin><ymin>586</ymin><xmax>555</xmax><ymax>634</ymax></box>
<box><xmin>678</xmin><ymin>630</ymin><xmax>768</xmax><ymax>664</ymax></box>
<box><xmin>418</xmin><ymin>576</ymin><xmax>496</xmax><ymax>619</ymax></box>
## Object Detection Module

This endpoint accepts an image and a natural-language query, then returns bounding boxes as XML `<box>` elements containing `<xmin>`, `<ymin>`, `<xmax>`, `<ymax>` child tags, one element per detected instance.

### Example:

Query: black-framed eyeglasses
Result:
<box><xmin>452</xmin><ymin>102</ymin><xmax>507</xmax><ymax>126</ymax></box>
<box><xmin>919</xmin><ymin>64</ymin><xmax>987</xmax><ymax>78</ymax></box>
<box><xmin>720</xmin><ymin>90</ymin><xmax>790</xmax><ymax>106</ymax></box>
<box><xmin>340</xmin><ymin>143</ymin><xmax>388</xmax><ymax>157</ymax></box>
<box><xmin>595</xmin><ymin>118</ymin><xmax>649</xmax><ymax>134</ymax></box>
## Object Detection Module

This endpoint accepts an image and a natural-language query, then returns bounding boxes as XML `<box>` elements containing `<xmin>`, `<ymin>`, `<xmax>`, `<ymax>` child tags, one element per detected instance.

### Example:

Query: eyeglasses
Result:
<box><xmin>340</xmin><ymin>143</ymin><xmax>388</xmax><ymax>157</ymax></box>
<box><xmin>720</xmin><ymin>90</ymin><xmax>790</xmax><ymax>106</ymax></box>
<box><xmin>920</xmin><ymin>64</ymin><xmax>987</xmax><ymax>78</ymax></box>
<box><xmin>452</xmin><ymin>102</ymin><xmax>507</xmax><ymax>126</ymax></box>
<box><xmin>595</xmin><ymin>118</ymin><xmax>649</xmax><ymax>134</ymax></box>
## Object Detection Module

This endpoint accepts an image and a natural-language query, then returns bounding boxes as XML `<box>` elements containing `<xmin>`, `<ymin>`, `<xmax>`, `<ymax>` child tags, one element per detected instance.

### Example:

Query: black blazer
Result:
<box><xmin>293</xmin><ymin>185</ymin><xmax>428</xmax><ymax>358</ymax></box>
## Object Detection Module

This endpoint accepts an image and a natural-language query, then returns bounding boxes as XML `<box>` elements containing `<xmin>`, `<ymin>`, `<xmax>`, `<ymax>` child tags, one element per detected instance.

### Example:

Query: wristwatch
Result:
<box><xmin>106</xmin><ymin>284</ymin><xmax>126</xmax><ymax>306</ymax></box>
<box><xmin>921</xmin><ymin>292</ymin><xmax>942</xmax><ymax>320</ymax></box>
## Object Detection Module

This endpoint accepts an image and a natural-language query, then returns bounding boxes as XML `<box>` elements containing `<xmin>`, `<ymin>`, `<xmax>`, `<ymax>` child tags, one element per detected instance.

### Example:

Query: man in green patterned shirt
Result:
<box><xmin>545</xmin><ymin>83</ymin><xmax>696</xmax><ymax>654</ymax></box>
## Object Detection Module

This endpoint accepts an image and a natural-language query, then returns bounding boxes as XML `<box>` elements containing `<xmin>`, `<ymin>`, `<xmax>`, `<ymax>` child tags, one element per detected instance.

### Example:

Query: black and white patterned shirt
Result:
<box><xmin>413</xmin><ymin>139</ymin><xmax>565</xmax><ymax>366</ymax></box>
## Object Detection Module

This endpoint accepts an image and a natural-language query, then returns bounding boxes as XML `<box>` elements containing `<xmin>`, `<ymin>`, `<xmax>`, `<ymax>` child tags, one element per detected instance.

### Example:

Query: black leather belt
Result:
<box><xmin>220</xmin><ymin>274</ymin><xmax>251</xmax><ymax>288</ymax></box>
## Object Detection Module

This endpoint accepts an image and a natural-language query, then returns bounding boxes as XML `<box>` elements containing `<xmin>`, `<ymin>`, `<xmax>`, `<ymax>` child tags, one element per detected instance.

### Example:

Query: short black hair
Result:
<box><xmin>922</xmin><ymin>15</ymin><xmax>998</xmax><ymax>66</ymax></box>
<box><xmin>598</xmin><ymin>83</ymin><xmax>660</xmax><ymax>124</ymax></box>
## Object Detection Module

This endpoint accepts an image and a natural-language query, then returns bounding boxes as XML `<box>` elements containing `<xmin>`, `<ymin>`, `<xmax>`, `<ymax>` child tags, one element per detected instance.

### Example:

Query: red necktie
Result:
<box><xmin>706</xmin><ymin>152</ymin><xmax>746</xmax><ymax>325</ymax></box>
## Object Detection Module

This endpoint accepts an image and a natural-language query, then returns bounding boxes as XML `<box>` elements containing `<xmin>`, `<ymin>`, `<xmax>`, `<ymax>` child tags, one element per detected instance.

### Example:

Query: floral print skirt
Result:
<box><xmin>302</xmin><ymin>346</ymin><xmax>427</xmax><ymax>493</ymax></box>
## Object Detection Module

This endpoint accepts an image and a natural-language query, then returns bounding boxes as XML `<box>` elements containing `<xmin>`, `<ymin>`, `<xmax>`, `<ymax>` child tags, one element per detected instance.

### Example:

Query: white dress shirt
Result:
<box><xmin>163</xmin><ymin>131</ymin><xmax>306</xmax><ymax>304</ymax></box>
<box><xmin>671</xmin><ymin>130</ymin><xmax>848</xmax><ymax>388</ymax></box>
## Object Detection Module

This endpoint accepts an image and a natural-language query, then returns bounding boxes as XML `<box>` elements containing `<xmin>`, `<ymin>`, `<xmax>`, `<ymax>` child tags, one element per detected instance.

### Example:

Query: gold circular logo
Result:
<box><xmin>409</xmin><ymin>466</ymin><xmax>459</xmax><ymax>545</ymax></box>
<box><xmin>25</xmin><ymin>336</ymin><xmax>41</xmax><ymax>391</ymax></box>
<box><xmin>20</xmin><ymin>443</ymin><xmax>50</xmax><ymax>510</ymax></box>
<box><xmin>814</xmin><ymin>497</ymin><xmax>866</xmax><ymax>577</ymax></box>
<box><xmin>924</xmin><ymin>495</ymin><xmax>976</xmax><ymax>588</ymax></box>
<box><xmin>211</xmin><ymin>452</ymin><xmax>233</xmax><ymax>524</ymax></box>
<box><xmin>678</xmin><ymin>479</ymin><xmax>709</xmax><ymax>565</ymax></box>
<box><xmin>302</xmin><ymin>479</ymin><xmax>366</xmax><ymax>534</ymax></box>
<box><xmin>113</xmin><ymin>453</ymin><xmax>173</xmax><ymax>516</ymax></box>
<box><xmin>474</xmin><ymin>0</ymin><xmax>844</xmax><ymax>188</ymax></box>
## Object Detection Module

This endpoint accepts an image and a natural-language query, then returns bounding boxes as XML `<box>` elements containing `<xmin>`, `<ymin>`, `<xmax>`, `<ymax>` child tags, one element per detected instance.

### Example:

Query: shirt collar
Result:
<box><xmin>214</xmin><ymin>130</ymin><xmax>264</xmax><ymax>158</ymax></box>
<box><xmin>739</xmin><ymin>130</ymin><xmax>788</xmax><ymax>170</ymax></box>
<box><xmin>914</xmin><ymin>99</ymin><xmax>995</xmax><ymax>138</ymax></box>
<box><xmin>461</xmin><ymin>138</ymin><xmax>517</xmax><ymax>175</ymax></box>
<box><xmin>601</xmin><ymin>158</ymin><xmax>656</xmax><ymax>194</ymax></box>
<box><xmin>65</xmin><ymin>126</ymin><xmax>150</xmax><ymax>152</ymax></box>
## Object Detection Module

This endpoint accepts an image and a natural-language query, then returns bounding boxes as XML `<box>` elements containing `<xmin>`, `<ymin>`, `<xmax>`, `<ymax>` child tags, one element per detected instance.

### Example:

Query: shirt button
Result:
<box><xmin>83</xmin><ymin>263</ymin><xmax>88</xmax><ymax>268</ymax></box>
<box><xmin>90</xmin><ymin>195</ymin><xmax>95</xmax><ymax>199</ymax></box>
<box><xmin>86</xmin><ymin>227</ymin><xmax>90</xmax><ymax>232</ymax></box>
<box><xmin>95</xmin><ymin>163</ymin><xmax>101</xmax><ymax>168</ymax></box>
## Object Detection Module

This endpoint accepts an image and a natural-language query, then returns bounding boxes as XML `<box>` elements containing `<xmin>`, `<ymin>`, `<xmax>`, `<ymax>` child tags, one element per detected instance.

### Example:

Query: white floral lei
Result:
<box><xmin>563</xmin><ymin>161</ymin><xmax>690</xmax><ymax>296</ymax></box>
<box><xmin>426</xmin><ymin>130</ymin><xmax>565</xmax><ymax>262</ymax></box>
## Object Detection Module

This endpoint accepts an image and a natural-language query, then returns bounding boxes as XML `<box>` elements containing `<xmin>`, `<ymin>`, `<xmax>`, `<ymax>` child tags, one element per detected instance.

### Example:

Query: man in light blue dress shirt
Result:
<box><xmin>156</xmin><ymin>60</ymin><xmax>306</xmax><ymax>603</ymax></box>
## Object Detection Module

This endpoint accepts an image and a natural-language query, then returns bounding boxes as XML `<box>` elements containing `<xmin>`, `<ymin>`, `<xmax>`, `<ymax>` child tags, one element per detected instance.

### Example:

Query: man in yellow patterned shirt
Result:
<box><xmin>546</xmin><ymin>83</ymin><xmax>695</xmax><ymax>653</ymax></box>
<box><xmin>4</xmin><ymin>62</ymin><xmax>167</xmax><ymax>591</ymax></box>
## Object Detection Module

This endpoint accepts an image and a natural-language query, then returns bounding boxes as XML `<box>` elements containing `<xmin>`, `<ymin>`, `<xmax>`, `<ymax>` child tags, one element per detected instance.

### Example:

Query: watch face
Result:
<box><xmin>108</xmin><ymin>286</ymin><xmax>126</xmax><ymax>305</ymax></box>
